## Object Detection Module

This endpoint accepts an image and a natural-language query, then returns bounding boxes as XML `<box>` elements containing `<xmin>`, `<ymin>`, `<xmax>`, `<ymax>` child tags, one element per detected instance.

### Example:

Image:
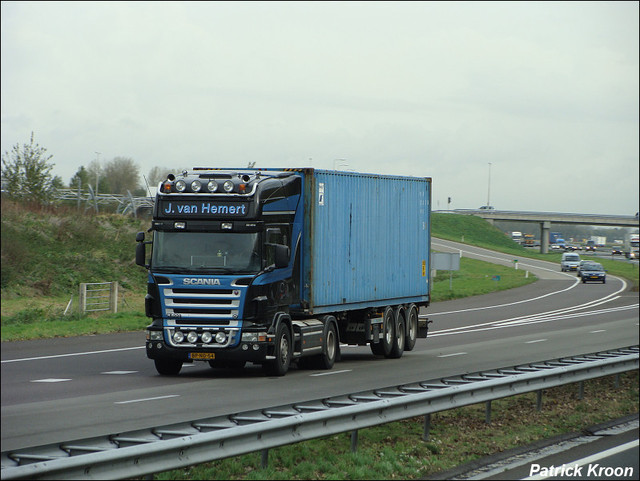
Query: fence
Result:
<box><xmin>53</xmin><ymin>187</ymin><xmax>154</xmax><ymax>217</ymax></box>
<box><xmin>1</xmin><ymin>345</ymin><xmax>637</xmax><ymax>480</ymax></box>
<box><xmin>78</xmin><ymin>282</ymin><xmax>118</xmax><ymax>314</ymax></box>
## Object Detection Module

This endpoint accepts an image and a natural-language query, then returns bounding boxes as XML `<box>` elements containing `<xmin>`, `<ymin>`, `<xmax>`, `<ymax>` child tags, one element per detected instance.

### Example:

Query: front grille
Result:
<box><xmin>163</xmin><ymin>287</ymin><xmax>242</xmax><ymax>325</ymax></box>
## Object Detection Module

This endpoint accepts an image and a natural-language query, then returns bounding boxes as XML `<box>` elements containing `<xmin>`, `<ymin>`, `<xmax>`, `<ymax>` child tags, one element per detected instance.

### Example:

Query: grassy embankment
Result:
<box><xmin>1</xmin><ymin>202</ymin><xmax>637</xmax><ymax>480</ymax></box>
<box><xmin>1</xmin><ymin>206</ymin><xmax>548</xmax><ymax>341</ymax></box>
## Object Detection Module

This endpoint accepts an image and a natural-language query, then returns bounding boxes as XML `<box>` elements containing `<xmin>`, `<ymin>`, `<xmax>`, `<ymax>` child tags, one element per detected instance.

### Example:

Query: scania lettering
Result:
<box><xmin>136</xmin><ymin>168</ymin><xmax>432</xmax><ymax>376</ymax></box>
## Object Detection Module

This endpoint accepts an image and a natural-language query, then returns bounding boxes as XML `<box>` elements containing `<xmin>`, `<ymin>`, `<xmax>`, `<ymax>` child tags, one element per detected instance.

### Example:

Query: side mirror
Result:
<box><xmin>136</xmin><ymin>242</ymin><xmax>147</xmax><ymax>267</ymax></box>
<box><xmin>136</xmin><ymin>232</ymin><xmax>150</xmax><ymax>267</ymax></box>
<box><xmin>274</xmin><ymin>244</ymin><xmax>290</xmax><ymax>269</ymax></box>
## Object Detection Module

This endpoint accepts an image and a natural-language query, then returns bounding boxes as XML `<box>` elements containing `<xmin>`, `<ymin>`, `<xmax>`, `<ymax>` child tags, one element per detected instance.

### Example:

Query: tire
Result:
<box><xmin>388</xmin><ymin>307</ymin><xmax>406</xmax><ymax>359</ymax></box>
<box><xmin>154</xmin><ymin>358</ymin><xmax>183</xmax><ymax>376</ymax></box>
<box><xmin>310</xmin><ymin>317</ymin><xmax>338</xmax><ymax>370</ymax></box>
<box><xmin>264</xmin><ymin>322</ymin><xmax>291</xmax><ymax>376</ymax></box>
<box><xmin>405</xmin><ymin>304</ymin><xmax>419</xmax><ymax>352</ymax></box>
<box><xmin>370</xmin><ymin>306</ymin><xmax>395</xmax><ymax>357</ymax></box>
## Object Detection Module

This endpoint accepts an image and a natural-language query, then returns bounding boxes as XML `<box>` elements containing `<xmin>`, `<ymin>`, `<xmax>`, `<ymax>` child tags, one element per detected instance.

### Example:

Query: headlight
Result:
<box><xmin>187</xmin><ymin>331</ymin><xmax>199</xmax><ymax>343</ymax></box>
<box><xmin>175</xmin><ymin>180</ymin><xmax>186</xmax><ymax>192</ymax></box>
<box><xmin>215</xmin><ymin>331</ymin><xmax>227</xmax><ymax>344</ymax></box>
<box><xmin>173</xmin><ymin>331</ymin><xmax>185</xmax><ymax>343</ymax></box>
<box><xmin>201</xmin><ymin>331</ymin><xmax>213</xmax><ymax>343</ymax></box>
<box><xmin>223</xmin><ymin>180</ymin><xmax>234</xmax><ymax>193</ymax></box>
<box><xmin>207</xmin><ymin>180</ymin><xmax>218</xmax><ymax>192</ymax></box>
<box><xmin>191</xmin><ymin>180</ymin><xmax>202</xmax><ymax>192</ymax></box>
<box><xmin>147</xmin><ymin>330</ymin><xmax>163</xmax><ymax>341</ymax></box>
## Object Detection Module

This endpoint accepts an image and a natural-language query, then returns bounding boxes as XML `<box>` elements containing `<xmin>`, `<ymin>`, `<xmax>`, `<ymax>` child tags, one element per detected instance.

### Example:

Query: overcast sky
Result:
<box><xmin>2</xmin><ymin>1</ymin><xmax>638</xmax><ymax>215</ymax></box>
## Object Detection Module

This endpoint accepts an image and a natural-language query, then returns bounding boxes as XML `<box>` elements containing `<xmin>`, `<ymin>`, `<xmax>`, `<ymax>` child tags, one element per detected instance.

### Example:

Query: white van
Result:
<box><xmin>561</xmin><ymin>252</ymin><xmax>581</xmax><ymax>272</ymax></box>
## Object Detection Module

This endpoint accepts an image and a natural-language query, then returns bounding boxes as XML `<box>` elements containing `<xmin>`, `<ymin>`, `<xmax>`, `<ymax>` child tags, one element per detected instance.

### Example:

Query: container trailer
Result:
<box><xmin>136</xmin><ymin>168</ymin><xmax>432</xmax><ymax>376</ymax></box>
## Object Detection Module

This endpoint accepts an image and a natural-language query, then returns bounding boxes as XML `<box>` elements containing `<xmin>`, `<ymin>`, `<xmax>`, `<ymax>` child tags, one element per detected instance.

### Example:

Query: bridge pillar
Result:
<box><xmin>540</xmin><ymin>221</ymin><xmax>551</xmax><ymax>254</ymax></box>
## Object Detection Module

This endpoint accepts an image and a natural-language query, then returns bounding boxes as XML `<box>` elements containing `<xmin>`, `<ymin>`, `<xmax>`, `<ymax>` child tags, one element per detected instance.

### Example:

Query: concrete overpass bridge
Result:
<box><xmin>447</xmin><ymin>209</ymin><xmax>639</xmax><ymax>253</ymax></box>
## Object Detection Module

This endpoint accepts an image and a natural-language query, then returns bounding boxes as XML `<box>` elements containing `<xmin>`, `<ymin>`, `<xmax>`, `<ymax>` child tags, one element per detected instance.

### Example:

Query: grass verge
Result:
<box><xmin>149</xmin><ymin>372</ymin><xmax>638</xmax><ymax>480</ymax></box>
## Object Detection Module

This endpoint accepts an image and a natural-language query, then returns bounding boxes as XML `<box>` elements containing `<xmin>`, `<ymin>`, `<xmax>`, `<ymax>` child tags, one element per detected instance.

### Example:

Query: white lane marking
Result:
<box><xmin>429</xmin><ymin>240</ymin><xmax>628</xmax><ymax>319</ymax></box>
<box><xmin>2</xmin><ymin>346</ymin><xmax>145</xmax><ymax>364</ymax></box>
<box><xmin>115</xmin><ymin>394</ymin><xmax>180</xmax><ymax>404</ymax></box>
<box><xmin>429</xmin><ymin>302</ymin><xmax>637</xmax><ymax>337</ymax></box>
<box><xmin>438</xmin><ymin>352</ymin><xmax>467</xmax><ymax>358</ymax></box>
<box><xmin>525</xmin><ymin>339</ymin><xmax>547</xmax><ymax>344</ymax></box>
<box><xmin>101</xmin><ymin>371</ymin><xmax>138</xmax><ymax>375</ymax></box>
<box><xmin>422</xmin><ymin>279</ymin><xmax>580</xmax><ymax>317</ymax></box>
<box><xmin>30</xmin><ymin>378</ymin><xmax>71</xmax><ymax>383</ymax></box>
<box><xmin>310</xmin><ymin>369</ymin><xmax>352</xmax><ymax>377</ymax></box>
<box><xmin>590</xmin><ymin>329</ymin><xmax>606</xmax><ymax>333</ymax></box>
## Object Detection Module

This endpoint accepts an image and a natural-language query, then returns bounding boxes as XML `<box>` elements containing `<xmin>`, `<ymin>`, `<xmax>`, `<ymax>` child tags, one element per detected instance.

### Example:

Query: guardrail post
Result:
<box><xmin>615</xmin><ymin>373</ymin><xmax>621</xmax><ymax>388</ymax></box>
<box><xmin>485</xmin><ymin>400</ymin><xmax>492</xmax><ymax>424</ymax></box>
<box><xmin>351</xmin><ymin>430</ymin><xmax>358</xmax><ymax>453</ymax></box>
<box><xmin>261</xmin><ymin>449</ymin><xmax>269</xmax><ymax>468</ymax></box>
<box><xmin>577</xmin><ymin>381</ymin><xmax>585</xmax><ymax>399</ymax></box>
<box><xmin>422</xmin><ymin>413</ymin><xmax>431</xmax><ymax>441</ymax></box>
<box><xmin>536</xmin><ymin>390</ymin><xmax>543</xmax><ymax>411</ymax></box>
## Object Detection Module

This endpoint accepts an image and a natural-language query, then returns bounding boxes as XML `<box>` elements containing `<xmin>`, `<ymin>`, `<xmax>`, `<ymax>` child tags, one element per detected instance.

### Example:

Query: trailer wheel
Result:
<box><xmin>405</xmin><ymin>304</ymin><xmax>419</xmax><ymax>351</ymax></box>
<box><xmin>388</xmin><ymin>307</ymin><xmax>405</xmax><ymax>359</ymax></box>
<box><xmin>264</xmin><ymin>322</ymin><xmax>291</xmax><ymax>376</ymax></box>
<box><xmin>154</xmin><ymin>358</ymin><xmax>183</xmax><ymax>376</ymax></box>
<box><xmin>370</xmin><ymin>306</ymin><xmax>395</xmax><ymax>357</ymax></box>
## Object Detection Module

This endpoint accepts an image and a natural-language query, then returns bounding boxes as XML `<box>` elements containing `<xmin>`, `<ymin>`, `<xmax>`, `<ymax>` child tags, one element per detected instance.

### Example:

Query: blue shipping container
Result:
<box><xmin>300</xmin><ymin>170</ymin><xmax>431</xmax><ymax>313</ymax></box>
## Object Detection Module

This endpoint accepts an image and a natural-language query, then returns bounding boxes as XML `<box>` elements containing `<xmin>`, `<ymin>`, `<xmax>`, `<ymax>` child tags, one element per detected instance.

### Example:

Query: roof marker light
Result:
<box><xmin>207</xmin><ymin>180</ymin><xmax>218</xmax><ymax>192</ymax></box>
<box><xmin>223</xmin><ymin>180</ymin><xmax>234</xmax><ymax>193</ymax></box>
<box><xmin>175</xmin><ymin>180</ymin><xmax>186</xmax><ymax>192</ymax></box>
<box><xmin>191</xmin><ymin>180</ymin><xmax>202</xmax><ymax>192</ymax></box>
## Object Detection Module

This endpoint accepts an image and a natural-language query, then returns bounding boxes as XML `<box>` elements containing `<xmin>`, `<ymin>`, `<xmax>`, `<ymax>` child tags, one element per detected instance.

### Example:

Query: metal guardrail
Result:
<box><xmin>1</xmin><ymin>346</ymin><xmax>637</xmax><ymax>480</ymax></box>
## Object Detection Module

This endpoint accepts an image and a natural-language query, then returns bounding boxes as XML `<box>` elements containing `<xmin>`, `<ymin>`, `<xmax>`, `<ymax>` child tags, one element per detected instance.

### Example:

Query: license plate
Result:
<box><xmin>189</xmin><ymin>352</ymin><xmax>215</xmax><ymax>360</ymax></box>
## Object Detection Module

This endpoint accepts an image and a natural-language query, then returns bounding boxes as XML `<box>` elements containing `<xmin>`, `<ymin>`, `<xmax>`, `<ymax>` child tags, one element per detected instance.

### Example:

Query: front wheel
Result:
<box><xmin>264</xmin><ymin>322</ymin><xmax>291</xmax><ymax>376</ymax></box>
<box><xmin>154</xmin><ymin>358</ymin><xmax>182</xmax><ymax>376</ymax></box>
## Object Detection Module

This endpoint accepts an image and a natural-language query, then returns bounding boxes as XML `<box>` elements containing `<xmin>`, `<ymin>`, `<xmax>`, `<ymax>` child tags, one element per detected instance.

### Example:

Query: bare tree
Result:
<box><xmin>102</xmin><ymin>157</ymin><xmax>142</xmax><ymax>195</ymax></box>
<box><xmin>1</xmin><ymin>132</ymin><xmax>57</xmax><ymax>203</ymax></box>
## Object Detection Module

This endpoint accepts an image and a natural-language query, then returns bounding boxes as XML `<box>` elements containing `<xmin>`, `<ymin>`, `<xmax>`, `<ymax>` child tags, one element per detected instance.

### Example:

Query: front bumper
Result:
<box><xmin>146</xmin><ymin>339</ymin><xmax>269</xmax><ymax>363</ymax></box>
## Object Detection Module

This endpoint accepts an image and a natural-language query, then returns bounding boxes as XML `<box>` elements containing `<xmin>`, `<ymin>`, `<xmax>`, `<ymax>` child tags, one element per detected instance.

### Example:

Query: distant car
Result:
<box><xmin>479</xmin><ymin>205</ymin><xmax>495</xmax><ymax>210</ymax></box>
<box><xmin>564</xmin><ymin>244</ymin><xmax>580</xmax><ymax>251</ymax></box>
<box><xmin>579</xmin><ymin>262</ymin><xmax>606</xmax><ymax>284</ymax></box>
<box><xmin>576</xmin><ymin>260</ymin><xmax>599</xmax><ymax>277</ymax></box>
<box><xmin>561</xmin><ymin>252</ymin><xmax>581</xmax><ymax>272</ymax></box>
<box><xmin>611</xmin><ymin>247</ymin><xmax>623</xmax><ymax>255</ymax></box>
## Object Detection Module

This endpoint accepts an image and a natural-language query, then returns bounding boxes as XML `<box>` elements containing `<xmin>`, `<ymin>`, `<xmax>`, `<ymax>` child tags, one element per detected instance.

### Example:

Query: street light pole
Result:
<box><xmin>95</xmin><ymin>152</ymin><xmax>101</xmax><ymax>196</ymax></box>
<box><xmin>487</xmin><ymin>162</ymin><xmax>492</xmax><ymax>207</ymax></box>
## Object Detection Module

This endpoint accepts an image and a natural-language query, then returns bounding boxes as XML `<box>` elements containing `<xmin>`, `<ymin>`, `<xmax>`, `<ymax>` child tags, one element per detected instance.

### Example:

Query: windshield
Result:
<box><xmin>565</xmin><ymin>255</ymin><xmax>580</xmax><ymax>261</ymax></box>
<box><xmin>151</xmin><ymin>231</ymin><xmax>261</xmax><ymax>274</ymax></box>
<box><xmin>584</xmin><ymin>263</ymin><xmax>603</xmax><ymax>271</ymax></box>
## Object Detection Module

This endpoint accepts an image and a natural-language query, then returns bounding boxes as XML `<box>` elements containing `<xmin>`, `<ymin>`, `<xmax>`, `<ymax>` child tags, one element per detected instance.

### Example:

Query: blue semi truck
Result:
<box><xmin>136</xmin><ymin>168</ymin><xmax>432</xmax><ymax>376</ymax></box>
